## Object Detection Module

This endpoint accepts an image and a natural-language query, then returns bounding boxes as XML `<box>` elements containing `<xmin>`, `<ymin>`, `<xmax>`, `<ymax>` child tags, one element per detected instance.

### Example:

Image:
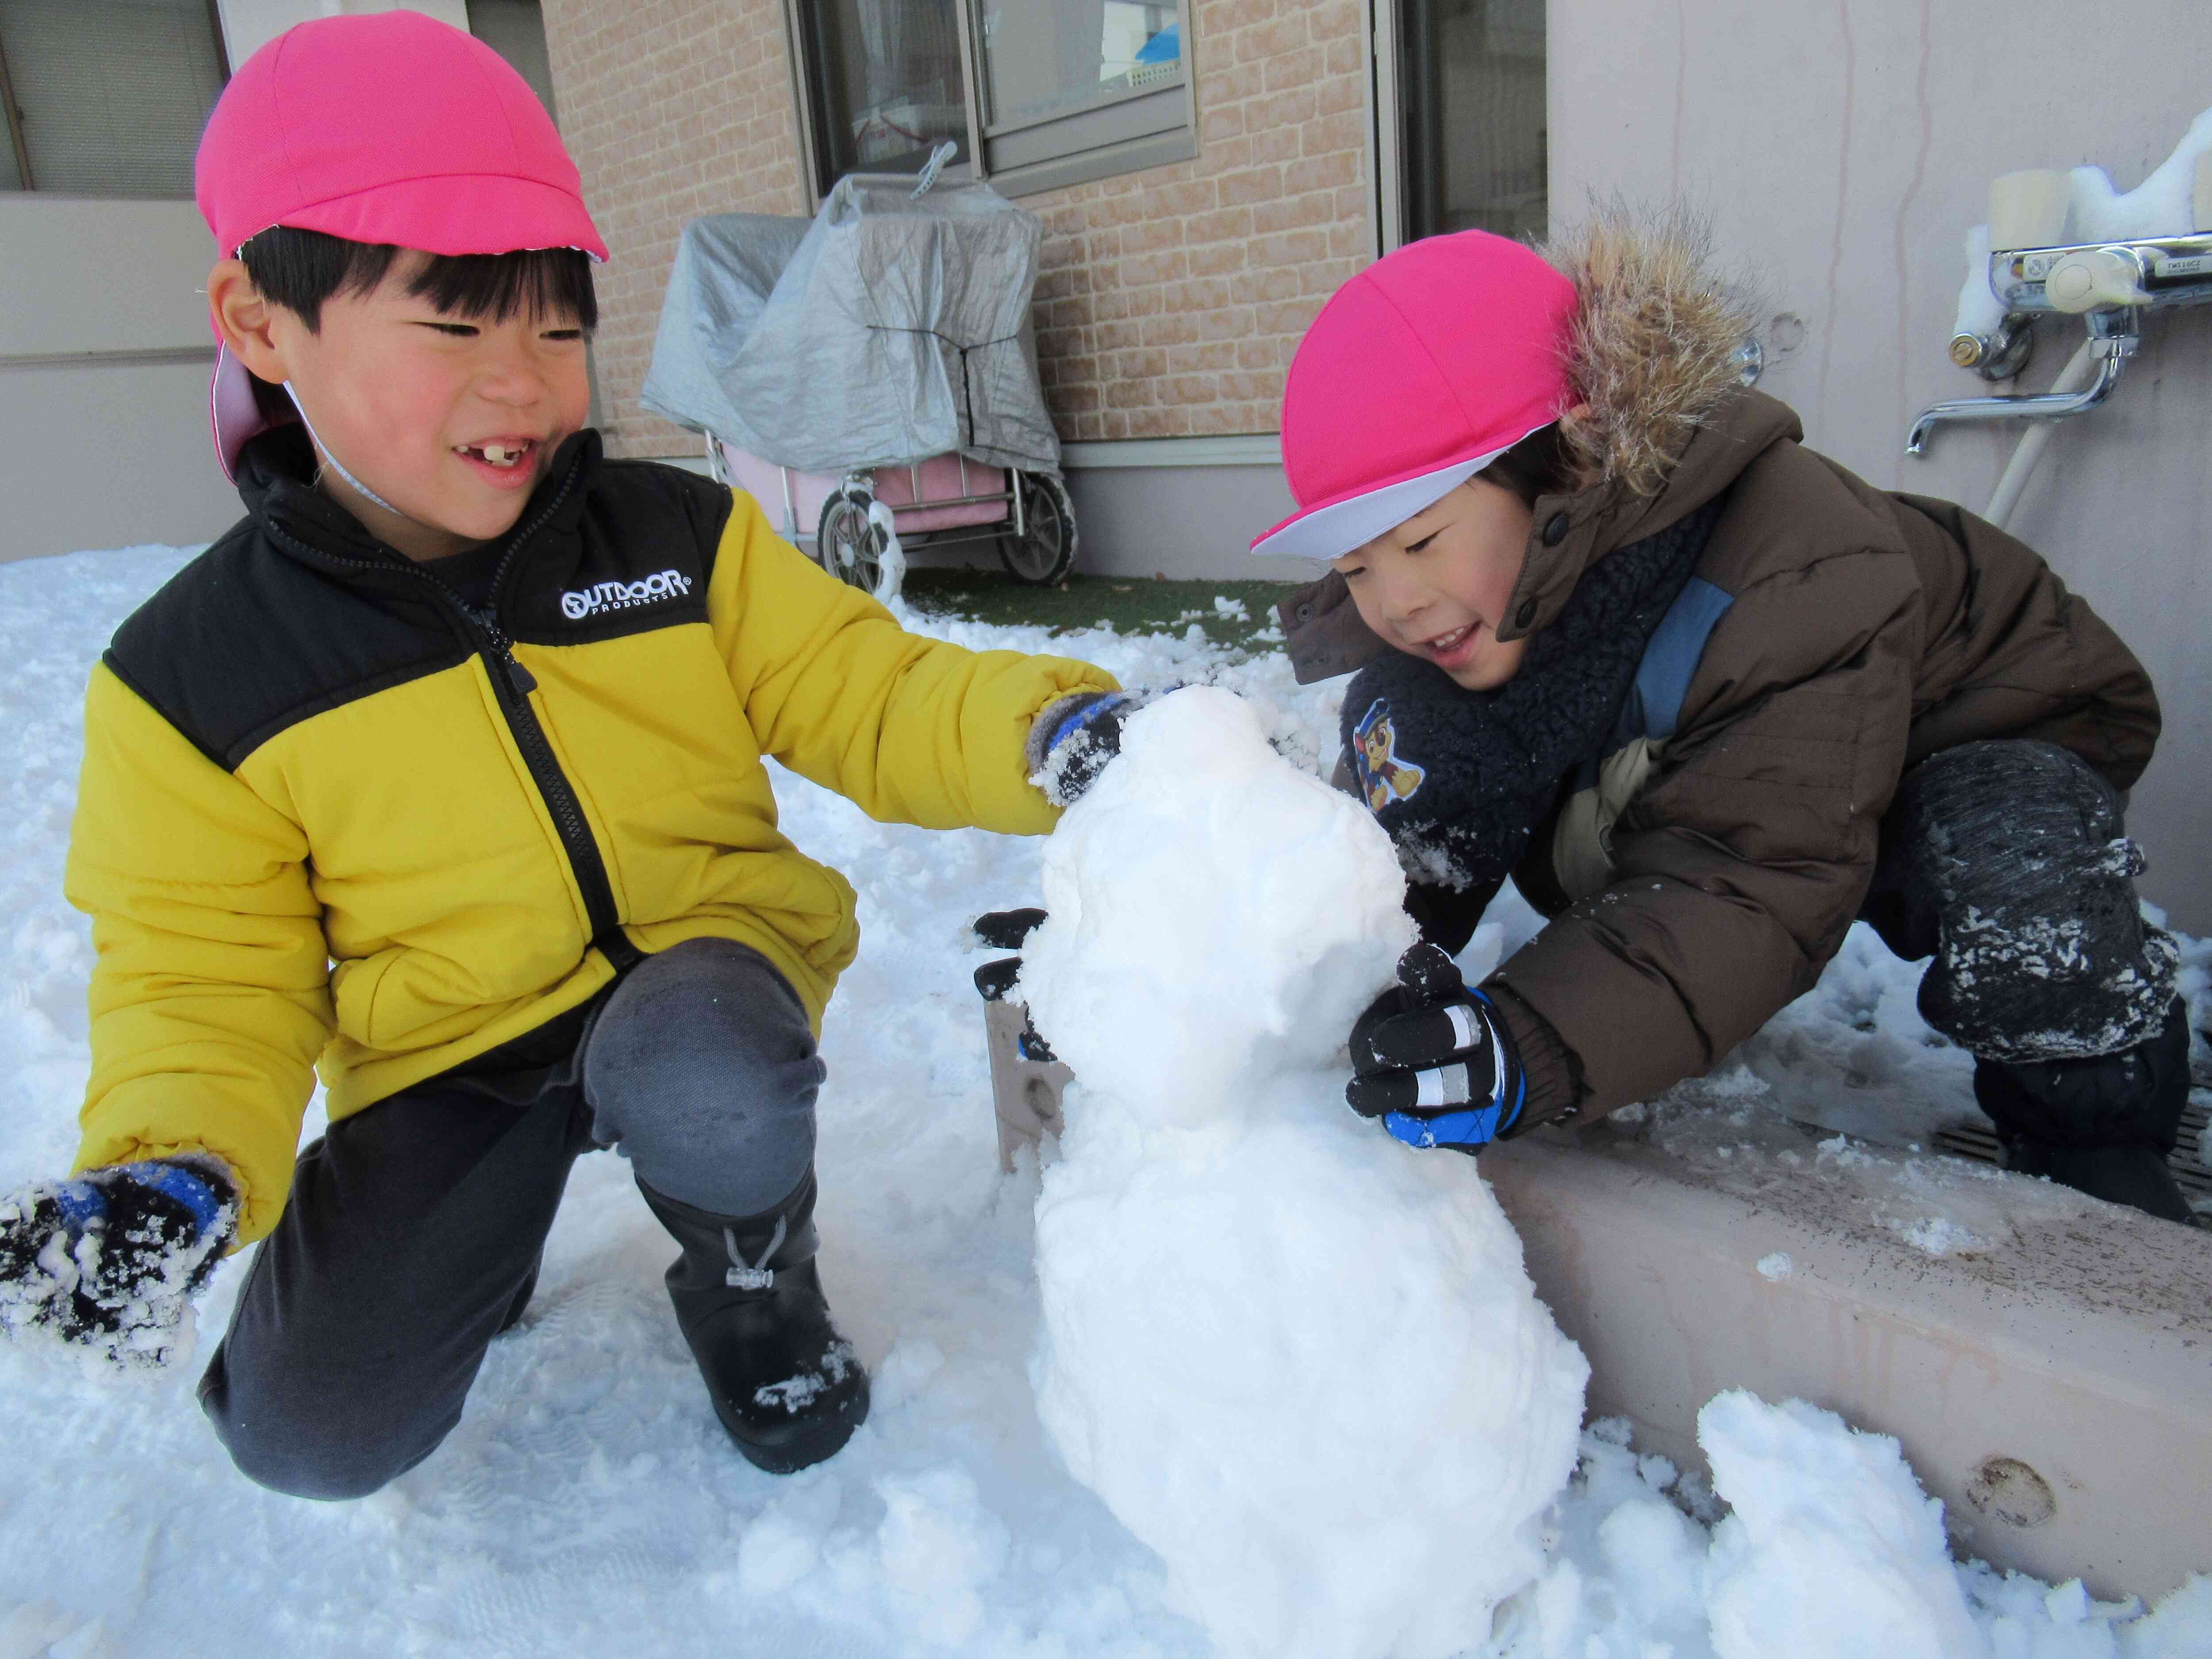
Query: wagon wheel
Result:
<box><xmin>817</xmin><ymin>484</ymin><xmax>886</xmax><ymax>593</ymax></box>
<box><xmin>997</xmin><ymin>470</ymin><xmax>1077</xmax><ymax>586</ymax></box>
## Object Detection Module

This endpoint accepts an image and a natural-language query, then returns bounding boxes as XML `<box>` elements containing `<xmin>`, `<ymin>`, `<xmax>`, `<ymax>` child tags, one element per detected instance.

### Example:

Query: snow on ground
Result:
<box><xmin>0</xmin><ymin>544</ymin><xmax>2202</xmax><ymax>1658</ymax></box>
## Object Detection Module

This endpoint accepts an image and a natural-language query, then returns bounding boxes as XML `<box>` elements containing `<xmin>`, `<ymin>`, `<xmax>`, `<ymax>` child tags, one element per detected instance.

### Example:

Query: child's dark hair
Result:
<box><xmin>237</xmin><ymin>225</ymin><xmax>598</xmax><ymax>333</ymax></box>
<box><xmin>1478</xmin><ymin>422</ymin><xmax>1571</xmax><ymax>507</ymax></box>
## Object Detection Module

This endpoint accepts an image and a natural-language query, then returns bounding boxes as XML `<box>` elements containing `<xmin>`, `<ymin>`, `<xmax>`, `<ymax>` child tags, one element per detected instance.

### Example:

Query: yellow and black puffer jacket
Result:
<box><xmin>66</xmin><ymin>427</ymin><xmax>1115</xmax><ymax>1244</ymax></box>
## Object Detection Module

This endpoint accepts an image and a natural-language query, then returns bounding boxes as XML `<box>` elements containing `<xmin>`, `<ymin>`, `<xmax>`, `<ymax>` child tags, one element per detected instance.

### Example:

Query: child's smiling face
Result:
<box><xmin>207</xmin><ymin>250</ymin><xmax>591</xmax><ymax>563</ymax></box>
<box><xmin>1331</xmin><ymin>478</ymin><xmax>1534</xmax><ymax>691</ymax></box>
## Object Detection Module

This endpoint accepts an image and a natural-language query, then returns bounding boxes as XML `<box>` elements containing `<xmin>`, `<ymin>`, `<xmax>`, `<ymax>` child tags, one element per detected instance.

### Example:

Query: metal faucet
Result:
<box><xmin>1906</xmin><ymin>308</ymin><xmax>2139</xmax><ymax>456</ymax></box>
<box><xmin>1906</xmin><ymin>229</ymin><xmax>2212</xmax><ymax>456</ymax></box>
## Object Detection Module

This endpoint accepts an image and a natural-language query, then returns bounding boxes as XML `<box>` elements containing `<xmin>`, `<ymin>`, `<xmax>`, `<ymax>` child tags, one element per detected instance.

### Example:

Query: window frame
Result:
<box><xmin>1371</xmin><ymin>0</ymin><xmax>1548</xmax><ymax>251</ymax></box>
<box><xmin>0</xmin><ymin>26</ymin><xmax>31</xmax><ymax>191</ymax></box>
<box><xmin>780</xmin><ymin>0</ymin><xmax>1198</xmax><ymax>207</ymax></box>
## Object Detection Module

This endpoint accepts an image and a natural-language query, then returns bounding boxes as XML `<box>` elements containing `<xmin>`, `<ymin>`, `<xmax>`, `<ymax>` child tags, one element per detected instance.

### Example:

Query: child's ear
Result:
<box><xmin>207</xmin><ymin>258</ymin><xmax>290</xmax><ymax>383</ymax></box>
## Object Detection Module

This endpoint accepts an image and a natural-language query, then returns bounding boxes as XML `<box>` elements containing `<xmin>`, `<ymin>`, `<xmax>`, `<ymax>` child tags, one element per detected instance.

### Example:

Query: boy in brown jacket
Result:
<box><xmin>1254</xmin><ymin>217</ymin><xmax>2189</xmax><ymax>1222</ymax></box>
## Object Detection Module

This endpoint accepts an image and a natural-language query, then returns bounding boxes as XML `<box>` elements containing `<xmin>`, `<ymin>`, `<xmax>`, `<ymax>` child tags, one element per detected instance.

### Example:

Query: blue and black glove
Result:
<box><xmin>1028</xmin><ymin>691</ymin><xmax>1137</xmax><ymax>806</ymax></box>
<box><xmin>1029</xmin><ymin>689</ymin><xmax>1179</xmax><ymax>806</ymax></box>
<box><xmin>972</xmin><ymin>908</ymin><xmax>1060</xmax><ymax>1062</ymax></box>
<box><xmin>0</xmin><ymin>1158</ymin><xmax>237</xmax><ymax>1367</ymax></box>
<box><xmin>1347</xmin><ymin>944</ymin><xmax>1525</xmax><ymax>1155</ymax></box>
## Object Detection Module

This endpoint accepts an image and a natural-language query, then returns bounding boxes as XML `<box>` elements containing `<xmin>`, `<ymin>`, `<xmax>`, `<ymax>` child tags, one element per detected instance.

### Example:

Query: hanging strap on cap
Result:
<box><xmin>284</xmin><ymin>380</ymin><xmax>417</xmax><ymax>523</ymax></box>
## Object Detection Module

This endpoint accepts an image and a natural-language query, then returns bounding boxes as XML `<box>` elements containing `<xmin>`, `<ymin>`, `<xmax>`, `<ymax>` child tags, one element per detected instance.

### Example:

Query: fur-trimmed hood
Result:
<box><xmin>1537</xmin><ymin>207</ymin><xmax>1763</xmax><ymax>498</ymax></box>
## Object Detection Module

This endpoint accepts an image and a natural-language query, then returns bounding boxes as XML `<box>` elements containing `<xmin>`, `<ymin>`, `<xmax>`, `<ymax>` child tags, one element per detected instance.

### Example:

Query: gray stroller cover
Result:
<box><xmin>640</xmin><ymin>174</ymin><xmax>1061</xmax><ymax>476</ymax></box>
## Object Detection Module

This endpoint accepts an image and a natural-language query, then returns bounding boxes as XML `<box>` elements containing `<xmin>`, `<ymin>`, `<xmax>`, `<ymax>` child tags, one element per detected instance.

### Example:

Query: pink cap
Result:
<box><xmin>196</xmin><ymin>11</ymin><xmax>607</xmax><ymax>479</ymax></box>
<box><xmin>1251</xmin><ymin>232</ymin><xmax>1578</xmax><ymax>561</ymax></box>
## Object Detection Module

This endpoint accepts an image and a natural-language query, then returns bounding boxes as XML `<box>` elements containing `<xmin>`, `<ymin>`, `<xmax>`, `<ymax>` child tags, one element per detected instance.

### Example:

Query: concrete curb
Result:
<box><xmin>1485</xmin><ymin>1112</ymin><xmax>2212</xmax><ymax>1600</ymax></box>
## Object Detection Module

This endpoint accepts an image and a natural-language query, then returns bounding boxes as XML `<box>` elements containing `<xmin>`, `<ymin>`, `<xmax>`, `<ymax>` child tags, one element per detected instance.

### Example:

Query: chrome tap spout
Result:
<box><xmin>1905</xmin><ymin>313</ymin><xmax>2138</xmax><ymax>457</ymax></box>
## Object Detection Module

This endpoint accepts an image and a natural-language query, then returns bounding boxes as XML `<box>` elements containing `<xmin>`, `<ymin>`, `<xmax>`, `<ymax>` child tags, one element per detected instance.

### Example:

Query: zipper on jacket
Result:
<box><xmin>263</xmin><ymin>461</ymin><xmax>645</xmax><ymax>973</ymax></box>
<box><xmin>461</xmin><ymin>592</ymin><xmax>644</xmax><ymax>972</ymax></box>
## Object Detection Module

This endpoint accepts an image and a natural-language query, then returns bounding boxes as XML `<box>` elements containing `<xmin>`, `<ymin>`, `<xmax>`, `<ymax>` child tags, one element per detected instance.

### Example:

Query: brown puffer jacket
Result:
<box><xmin>1279</xmin><ymin>219</ymin><xmax>2159</xmax><ymax>1125</ymax></box>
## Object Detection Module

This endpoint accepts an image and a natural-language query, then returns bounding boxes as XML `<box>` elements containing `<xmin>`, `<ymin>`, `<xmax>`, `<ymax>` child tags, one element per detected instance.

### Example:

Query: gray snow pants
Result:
<box><xmin>198</xmin><ymin>937</ymin><xmax>826</xmax><ymax>1500</ymax></box>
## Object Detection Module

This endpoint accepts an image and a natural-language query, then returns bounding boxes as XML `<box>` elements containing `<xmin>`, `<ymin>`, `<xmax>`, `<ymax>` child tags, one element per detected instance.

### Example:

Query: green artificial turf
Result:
<box><xmin>901</xmin><ymin>567</ymin><xmax>1300</xmax><ymax>650</ymax></box>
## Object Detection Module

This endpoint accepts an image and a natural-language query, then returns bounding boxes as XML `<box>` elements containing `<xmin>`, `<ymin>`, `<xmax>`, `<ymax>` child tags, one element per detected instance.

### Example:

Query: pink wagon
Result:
<box><xmin>643</xmin><ymin>170</ymin><xmax>1077</xmax><ymax>596</ymax></box>
<box><xmin>706</xmin><ymin>443</ymin><xmax>1076</xmax><ymax>595</ymax></box>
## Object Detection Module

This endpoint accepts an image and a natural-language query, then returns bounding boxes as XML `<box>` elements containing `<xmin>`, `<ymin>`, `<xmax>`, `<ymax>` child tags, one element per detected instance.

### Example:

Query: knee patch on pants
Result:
<box><xmin>582</xmin><ymin>937</ymin><xmax>825</xmax><ymax>1216</ymax></box>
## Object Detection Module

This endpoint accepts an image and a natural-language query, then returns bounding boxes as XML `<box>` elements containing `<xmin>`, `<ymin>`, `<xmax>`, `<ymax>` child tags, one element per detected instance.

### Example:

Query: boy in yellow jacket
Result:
<box><xmin>0</xmin><ymin>14</ymin><xmax>1124</xmax><ymax>1494</ymax></box>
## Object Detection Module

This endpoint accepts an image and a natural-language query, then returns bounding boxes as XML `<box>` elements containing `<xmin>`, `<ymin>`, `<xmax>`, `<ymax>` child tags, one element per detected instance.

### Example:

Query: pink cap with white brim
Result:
<box><xmin>1252</xmin><ymin>231</ymin><xmax>1579</xmax><ymax>561</ymax></box>
<box><xmin>194</xmin><ymin>11</ymin><xmax>608</xmax><ymax>480</ymax></box>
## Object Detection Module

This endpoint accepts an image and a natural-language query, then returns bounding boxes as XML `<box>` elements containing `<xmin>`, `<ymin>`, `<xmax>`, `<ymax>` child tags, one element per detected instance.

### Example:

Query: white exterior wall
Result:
<box><xmin>0</xmin><ymin>197</ymin><xmax>236</xmax><ymax>560</ymax></box>
<box><xmin>0</xmin><ymin>3</ymin><xmax>504</xmax><ymax>566</ymax></box>
<box><xmin>1061</xmin><ymin>438</ymin><xmax>1318</xmax><ymax>582</ymax></box>
<box><xmin>1549</xmin><ymin>0</ymin><xmax>2212</xmax><ymax>930</ymax></box>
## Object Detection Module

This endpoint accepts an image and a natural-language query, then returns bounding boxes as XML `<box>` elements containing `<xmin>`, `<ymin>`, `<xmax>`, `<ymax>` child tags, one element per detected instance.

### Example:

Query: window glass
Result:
<box><xmin>789</xmin><ymin>0</ymin><xmax>1194</xmax><ymax>199</ymax></box>
<box><xmin>0</xmin><ymin>0</ymin><xmax>226</xmax><ymax>197</ymax></box>
<box><xmin>978</xmin><ymin>0</ymin><xmax>1181</xmax><ymax>132</ymax></box>
<box><xmin>1397</xmin><ymin>0</ymin><xmax>1545</xmax><ymax>242</ymax></box>
<box><xmin>798</xmin><ymin>0</ymin><xmax>971</xmax><ymax>182</ymax></box>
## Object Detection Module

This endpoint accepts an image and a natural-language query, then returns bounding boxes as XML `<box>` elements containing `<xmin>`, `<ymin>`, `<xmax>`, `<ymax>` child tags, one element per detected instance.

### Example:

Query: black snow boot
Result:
<box><xmin>1974</xmin><ymin>999</ymin><xmax>2195</xmax><ymax>1225</ymax></box>
<box><xmin>637</xmin><ymin>1168</ymin><xmax>870</xmax><ymax>1472</ymax></box>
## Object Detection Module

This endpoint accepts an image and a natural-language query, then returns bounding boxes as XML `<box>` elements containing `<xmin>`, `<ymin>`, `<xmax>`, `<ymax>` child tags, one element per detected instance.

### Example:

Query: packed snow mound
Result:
<box><xmin>1494</xmin><ymin>1408</ymin><xmax>2212</xmax><ymax>1658</ymax></box>
<box><xmin>1018</xmin><ymin>686</ymin><xmax>1413</xmax><ymax>1125</ymax></box>
<box><xmin>1701</xmin><ymin>1392</ymin><xmax>1986</xmax><ymax>1659</ymax></box>
<box><xmin>1020</xmin><ymin>687</ymin><xmax>1590</xmax><ymax>1659</ymax></box>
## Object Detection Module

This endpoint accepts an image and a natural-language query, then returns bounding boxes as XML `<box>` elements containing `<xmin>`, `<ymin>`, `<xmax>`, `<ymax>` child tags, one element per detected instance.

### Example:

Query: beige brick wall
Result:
<box><xmin>544</xmin><ymin>0</ymin><xmax>1372</xmax><ymax>457</ymax></box>
<box><xmin>541</xmin><ymin>0</ymin><xmax>810</xmax><ymax>458</ymax></box>
<box><xmin>1031</xmin><ymin>0</ymin><xmax>1373</xmax><ymax>441</ymax></box>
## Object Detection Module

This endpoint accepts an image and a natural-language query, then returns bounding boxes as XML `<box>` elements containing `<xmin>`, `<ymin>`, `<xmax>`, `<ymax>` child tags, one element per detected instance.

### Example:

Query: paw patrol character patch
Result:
<box><xmin>1352</xmin><ymin>699</ymin><xmax>1425</xmax><ymax>813</ymax></box>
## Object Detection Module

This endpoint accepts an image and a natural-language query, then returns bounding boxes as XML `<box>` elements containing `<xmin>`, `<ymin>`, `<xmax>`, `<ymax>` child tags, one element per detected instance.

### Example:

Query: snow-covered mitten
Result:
<box><xmin>0</xmin><ymin>1158</ymin><xmax>237</xmax><ymax>1366</ymax></box>
<box><xmin>1028</xmin><ymin>689</ymin><xmax>1157</xmax><ymax>806</ymax></box>
<box><xmin>1346</xmin><ymin>943</ymin><xmax>1525</xmax><ymax>1154</ymax></box>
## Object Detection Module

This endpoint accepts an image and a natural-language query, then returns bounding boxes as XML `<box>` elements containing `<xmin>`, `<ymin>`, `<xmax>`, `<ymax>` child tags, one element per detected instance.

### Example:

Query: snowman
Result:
<box><xmin>1018</xmin><ymin>686</ymin><xmax>1588</xmax><ymax>1659</ymax></box>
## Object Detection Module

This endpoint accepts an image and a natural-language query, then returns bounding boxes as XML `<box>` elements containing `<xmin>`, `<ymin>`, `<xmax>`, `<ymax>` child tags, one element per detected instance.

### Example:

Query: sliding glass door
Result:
<box><xmin>1384</xmin><ymin>0</ymin><xmax>1547</xmax><ymax>246</ymax></box>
